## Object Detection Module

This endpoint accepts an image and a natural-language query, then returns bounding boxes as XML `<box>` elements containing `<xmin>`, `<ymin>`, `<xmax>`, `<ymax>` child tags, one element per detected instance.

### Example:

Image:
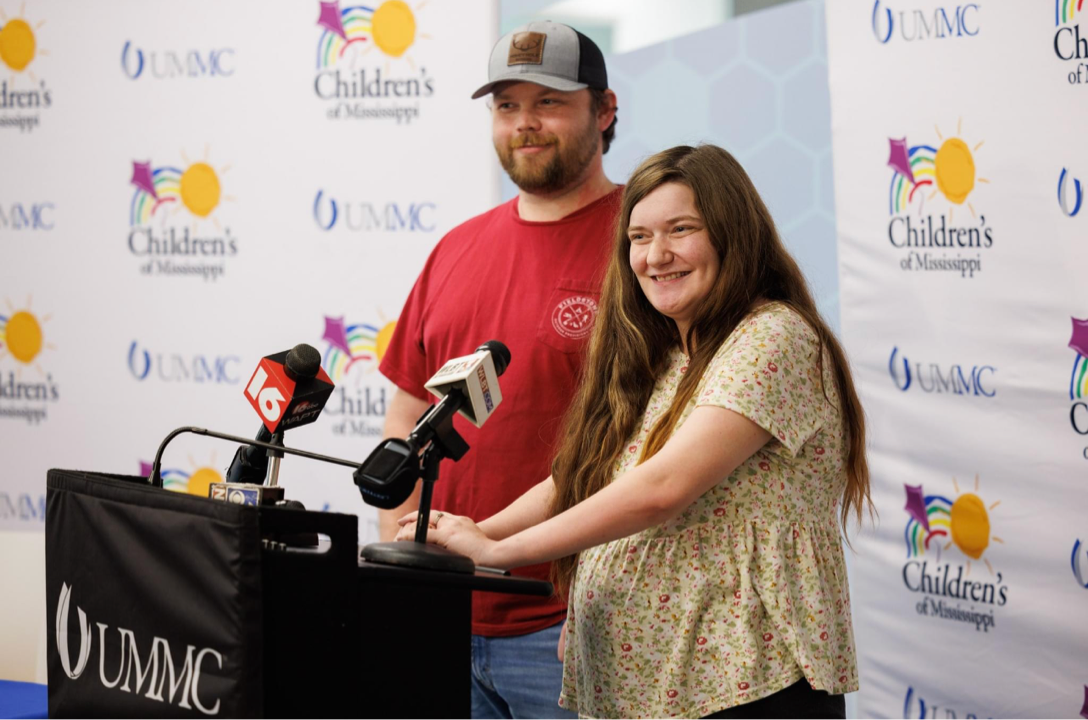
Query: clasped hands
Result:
<box><xmin>394</xmin><ymin>509</ymin><xmax>502</xmax><ymax>567</ymax></box>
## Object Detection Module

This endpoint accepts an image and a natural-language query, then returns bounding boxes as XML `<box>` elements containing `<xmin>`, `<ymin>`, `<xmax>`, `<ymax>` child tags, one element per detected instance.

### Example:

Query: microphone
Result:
<box><xmin>223</xmin><ymin>344</ymin><xmax>334</xmax><ymax>487</ymax></box>
<box><xmin>354</xmin><ymin>340</ymin><xmax>510</xmax><ymax>509</ymax></box>
<box><xmin>244</xmin><ymin>343</ymin><xmax>333</xmax><ymax>434</ymax></box>
<box><xmin>423</xmin><ymin>340</ymin><xmax>510</xmax><ymax>428</ymax></box>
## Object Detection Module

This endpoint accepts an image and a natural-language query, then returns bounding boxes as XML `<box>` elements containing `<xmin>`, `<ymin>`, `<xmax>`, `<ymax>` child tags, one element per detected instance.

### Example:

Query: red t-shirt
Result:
<box><xmin>379</xmin><ymin>188</ymin><xmax>622</xmax><ymax>637</ymax></box>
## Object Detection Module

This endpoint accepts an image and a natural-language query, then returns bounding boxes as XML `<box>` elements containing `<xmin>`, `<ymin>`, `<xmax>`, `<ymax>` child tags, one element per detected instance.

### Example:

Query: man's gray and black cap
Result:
<box><xmin>472</xmin><ymin>21</ymin><xmax>608</xmax><ymax>99</ymax></box>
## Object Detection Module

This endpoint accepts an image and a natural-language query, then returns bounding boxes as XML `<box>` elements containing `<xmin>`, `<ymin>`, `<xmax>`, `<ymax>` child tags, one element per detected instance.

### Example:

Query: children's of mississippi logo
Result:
<box><xmin>1055</xmin><ymin>0</ymin><xmax>1088</xmax><ymax>85</ymax></box>
<box><xmin>886</xmin><ymin>119</ymin><xmax>992</xmax><ymax>278</ymax></box>
<box><xmin>0</xmin><ymin>296</ymin><xmax>58</xmax><ymax>424</ymax></box>
<box><xmin>901</xmin><ymin>475</ymin><xmax>1008</xmax><ymax>632</ymax></box>
<box><xmin>1067</xmin><ymin>318</ymin><xmax>1088</xmax><ymax>453</ymax></box>
<box><xmin>0</xmin><ymin>5</ymin><xmax>51</xmax><ymax>132</ymax></box>
<box><xmin>314</xmin><ymin>0</ymin><xmax>434</xmax><ymax>124</ymax></box>
<box><xmin>128</xmin><ymin>152</ymin><xmax>237</xmax><ymax>281</ymax></box>
<box><xmin>139</xmin><ymin>459</ymin><xmax>222</xmax><ymax>497</ymax></box>
<box><xmin>320</xmin><ymin>314</ymin><xmax>396</xmax><ymax>437</ymax></box>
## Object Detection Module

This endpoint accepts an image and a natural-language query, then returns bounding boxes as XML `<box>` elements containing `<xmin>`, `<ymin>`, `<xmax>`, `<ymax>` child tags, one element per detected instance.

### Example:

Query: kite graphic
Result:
<box><xmin>1069</xmin><ymin>317</ymin><xmax>1088</xmax><ymax>400</ymax></box>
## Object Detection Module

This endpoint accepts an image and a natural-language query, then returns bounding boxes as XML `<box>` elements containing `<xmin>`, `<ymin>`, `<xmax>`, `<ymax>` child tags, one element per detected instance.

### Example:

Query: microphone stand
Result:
<box><xmin>361</xmin><ymin>392</ymin><xmax>476</xmax><ymax>574</ymax></box>
<box><xmin>148</xmin><ymin>426</ymin><xmax>359</xmax><ymax>489</ymax></box>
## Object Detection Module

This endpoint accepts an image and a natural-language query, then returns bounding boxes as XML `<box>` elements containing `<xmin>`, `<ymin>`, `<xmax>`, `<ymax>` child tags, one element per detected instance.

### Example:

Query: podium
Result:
<box><xmin>45</xmin><ymin>469</ymin><xmax>552</xmax><ymax>718</ymax></box>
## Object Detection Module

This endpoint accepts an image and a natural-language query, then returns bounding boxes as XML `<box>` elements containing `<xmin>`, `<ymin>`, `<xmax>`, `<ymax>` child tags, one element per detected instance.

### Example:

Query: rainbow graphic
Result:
<box><xmin>0</xmin><ymin>313</ymin><xmax>9</xmax><ymax>349</ymax></box>
<box><xmin>1072</xmin><ymin>354</ymin><xmax>1088</xmax><ymax>400</ymax></box>
<box><xmin>321</xmin><ymin>315</ymin><xmax>381</xmax><ymax>381</ymax></box>
<box><xmin>316</xmin><ymin>2</ymin><xmax>375</xmax><ymax>69</ymax></box>
<box><xmin>129</xmin><ymin>161</ymin><xmax>183</xmax><ymax>225</ymax></box>
<box><xmin>903</xmin><ymin>486</ymin><xmax>952</xmax><ymax>559</ymax></box>
<box><xmin>1057</xmin><ymin>0</ymin><xmax>1084</xmax><ymax>26</ymax></box>
<box><xmin>139</xmin><ymin>461</ymin><xmax>190</xmax><ymax>492</ymax></box>
<box><xmin>888</xmin><ymin>142</ymin><xmax>937</xmax><ymax>215</ymax></box>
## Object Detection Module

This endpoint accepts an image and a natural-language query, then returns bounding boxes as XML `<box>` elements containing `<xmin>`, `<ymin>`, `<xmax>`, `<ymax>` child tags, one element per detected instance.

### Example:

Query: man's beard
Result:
<box><xmin>495</xmin><ymin>122</ymin><xmax>599</xmax><ymax>195</ymax></box>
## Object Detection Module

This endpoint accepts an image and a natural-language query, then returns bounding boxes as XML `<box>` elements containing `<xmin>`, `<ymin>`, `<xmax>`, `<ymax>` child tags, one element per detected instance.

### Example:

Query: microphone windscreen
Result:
<box><xmin>478</xmin><ymin>340</ymin><xmax>511</xmax><ymax>376</ymax></box>
<box><xmin>285</xmin><ymin>343</ymin><xmax>322</xmax><ymax>380</ymax></box>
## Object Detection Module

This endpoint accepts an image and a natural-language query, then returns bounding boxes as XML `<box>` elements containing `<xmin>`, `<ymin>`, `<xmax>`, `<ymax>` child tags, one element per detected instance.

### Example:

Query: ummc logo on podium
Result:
<box><xmin>55</xmin><ymin>582</ymin><xmax>225</xmax><ymax>715</ymax></box>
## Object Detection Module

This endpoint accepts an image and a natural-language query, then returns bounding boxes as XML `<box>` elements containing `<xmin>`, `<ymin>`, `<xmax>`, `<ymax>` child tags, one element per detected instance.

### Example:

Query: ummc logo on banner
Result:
<box><xmin>319</xmin><ymin>314</ymin><xmax>396</xmax><ymax>437</ymax></box>
<box><xmin>55</xmin><ymin>583</ymin><xmax>225</xmax><ymax>715</ymax></box>
<box><xmin>1054</xmin><ymin>0</ymin><xmax>1088</xmax><ymax>84</ymax></box>
<box><xmin>128</xmin><ymin>154</ymin><xmax>238</xmax><ymax>281</ymax></box>
<box><xmin>313</xmin><ymin>190</ymin><xmax>436</xmax><ymax>232</ymax></box>
<box><xmin>0</xmin><ymin>299</ymin><xmax>58</xmax><ymax>424</ymax></box>
<box><xmin>901</xmin><ymin>476</ymin><xmax>1008</xmax><ymax>633</ymax></box>
<box><xmin>1060</xmin><ymin>168</ymin><xmax>1084</xmax><ymax>217</ymax></box>
<box><xmin>0</xmin><ymin>5</ymin><xmax>52</xmax><ymax>133</ymax></box>
<box><xmin>313</xmin><ymin>0</ymin><xmax>435</xmax><ymax>124</ymax></box>
<box><xmin>885</xmin><ymin>120</ymin><xmax>992</xmax><ymax>278</ymax></box>
<box><xmin>127</xmin><ymin>342</ymin><xmax>241</xmax><ymax>385</ymax></box>
<box><xmin>903</xmin><ymin>686</ymin><xmax>985</xmax><ymax>719</ymax></box>
<box><xmin>0</xmin><ymin>201</ymin><xmax>54</xmax><ymax>230</ymax></box>
<box><xmin>888</xmin><ymin>347</ymin><xmax>995</xmax><ymax>396</ymax></box>
<box><xmin>0</xmin><ymin>491</ymin><xmax>44</xmax><ymax>522</ymax></box>
<box><xmin>120</xmin><ymin>41</ymin><xmax>235</xmax><ymax>80</ymax></box>
<box><xmin>1073</xmin><ymin>539</ymin><xmax>1088</xmax><ymax>589</ymax></box>
<box><xmin>871</xmin><ymin>1</ymin><xmax>979</xmax><ymax>44</ymax></box>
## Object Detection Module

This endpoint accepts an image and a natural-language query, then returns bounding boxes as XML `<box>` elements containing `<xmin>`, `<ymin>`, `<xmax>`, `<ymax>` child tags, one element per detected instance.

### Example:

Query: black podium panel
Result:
<box><xmin>44</xmin><ymin>469</ymin><xmax>552</xmax><ymax>719</ymax></box>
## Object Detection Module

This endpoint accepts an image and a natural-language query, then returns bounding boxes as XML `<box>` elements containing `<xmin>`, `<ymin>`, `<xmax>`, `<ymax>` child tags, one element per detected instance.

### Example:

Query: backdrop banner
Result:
<box><xmin>827</xmin><ymin>2</ymin><xmax>1088</xmax><ymax>717</ymax></box>
<box><xmin>0</xmin><ymin>0</ymin><xmax>499</xmax><ymax>543</ymax></box>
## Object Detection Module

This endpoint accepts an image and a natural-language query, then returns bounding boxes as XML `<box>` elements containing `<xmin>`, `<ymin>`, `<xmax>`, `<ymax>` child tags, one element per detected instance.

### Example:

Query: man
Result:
<box><xmin>378</xmin><ymin>21</ymin><xmax>619</xmax><ymax>719</ymax></box>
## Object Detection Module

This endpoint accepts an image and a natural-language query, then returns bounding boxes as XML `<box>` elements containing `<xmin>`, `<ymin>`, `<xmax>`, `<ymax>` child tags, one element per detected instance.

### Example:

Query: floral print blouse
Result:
<box><xmin>558</xmin><ymin>303</ymin><xmax>859</xmax><ymax>718</ymax></box>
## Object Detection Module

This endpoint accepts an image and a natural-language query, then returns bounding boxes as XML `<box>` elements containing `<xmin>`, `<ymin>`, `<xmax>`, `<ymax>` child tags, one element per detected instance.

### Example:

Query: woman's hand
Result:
<box><xmin>395</xmin><ymin>510</ymin><xmax>501</xmax><ymax>567</ymax></box>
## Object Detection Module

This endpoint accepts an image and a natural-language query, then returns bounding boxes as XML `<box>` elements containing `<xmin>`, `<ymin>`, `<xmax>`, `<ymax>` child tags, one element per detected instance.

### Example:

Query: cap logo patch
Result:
<box><xmin>508</xmin><ymin>32</ymin><xmax>546</xmax><ymax>66</ymax></box>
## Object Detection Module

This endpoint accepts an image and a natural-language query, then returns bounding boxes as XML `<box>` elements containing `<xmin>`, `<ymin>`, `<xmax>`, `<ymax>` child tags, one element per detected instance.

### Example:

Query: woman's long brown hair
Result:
<box><xmin>547</xmin><ymin>145</ymin><xmax>870</xmax><ymax>594</ymax></box>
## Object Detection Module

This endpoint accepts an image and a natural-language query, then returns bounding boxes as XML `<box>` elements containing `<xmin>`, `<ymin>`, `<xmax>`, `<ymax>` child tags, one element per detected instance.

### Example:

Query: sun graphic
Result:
<box><xmin>0</xmin><ymin>296</ymin><xmax>55</xmax><ymax>378</ymax></box>
<box><xmin>130</xmin><ymin>147</ymin><xmax>235</xmax><ymax>230</ymax></box>
<box><xmin>945</xmin><ymin>474</ymin><xmax>1003</xmax><ymax>576</ymax></box>
<box><xmin>0</xmin><ymin>3</ymin><xmax>48</xmax><ymax>83</ymax></box>
<box><xmin>931</xmin><ymin>119</ymin><xmax>989</xmax><ymax>222</ymax></box>
<box><xmin>316</xmin><ymin>0</ymin><xmax>431</xmax><ymax>71</ymax></box>
<box><xmin>887</xmin><ymin>118</ymin><xmax>991</xmax><ymax>221</ymax></box>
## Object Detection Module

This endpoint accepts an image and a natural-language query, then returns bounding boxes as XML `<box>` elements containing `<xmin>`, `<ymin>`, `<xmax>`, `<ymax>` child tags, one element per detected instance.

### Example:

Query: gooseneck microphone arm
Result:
<box><xmin>148</xmin><ymin>426</ymin><xmax>359</xmax><ymax>488</ymax></box>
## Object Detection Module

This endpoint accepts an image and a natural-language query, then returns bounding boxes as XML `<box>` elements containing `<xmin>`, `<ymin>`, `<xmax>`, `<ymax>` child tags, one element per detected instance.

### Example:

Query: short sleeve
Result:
<box><xmin>378</xmin><ymin>243</ymin><xmax>442</xmax><ymax>401</ymax></box>
<box><xmin>695</xmin><ymin>307</ymin><xmax>827</xmax><ymax>456</ymax></box>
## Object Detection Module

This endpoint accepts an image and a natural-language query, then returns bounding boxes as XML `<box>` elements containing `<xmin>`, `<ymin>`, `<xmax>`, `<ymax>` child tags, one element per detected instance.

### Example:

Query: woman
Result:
<box><xmin>397</xmin><ymin>145</ymin><xmax>869</xmax><ymax>719</ymax></box>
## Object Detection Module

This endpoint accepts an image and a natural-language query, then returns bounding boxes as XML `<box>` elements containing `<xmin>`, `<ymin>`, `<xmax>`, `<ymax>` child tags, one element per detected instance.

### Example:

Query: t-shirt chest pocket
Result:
<box><xmin>536</xmin><ymin>278</ymin><xmax>602</xmax><ymax>354</ymax></box>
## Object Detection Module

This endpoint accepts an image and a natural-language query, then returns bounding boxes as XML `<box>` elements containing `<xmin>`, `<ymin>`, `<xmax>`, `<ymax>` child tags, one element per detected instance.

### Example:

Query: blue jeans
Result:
<box><xmin>470</xmin><ymin>621</ymin><xmax>577</xmax><ymax>719</ymax></box>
